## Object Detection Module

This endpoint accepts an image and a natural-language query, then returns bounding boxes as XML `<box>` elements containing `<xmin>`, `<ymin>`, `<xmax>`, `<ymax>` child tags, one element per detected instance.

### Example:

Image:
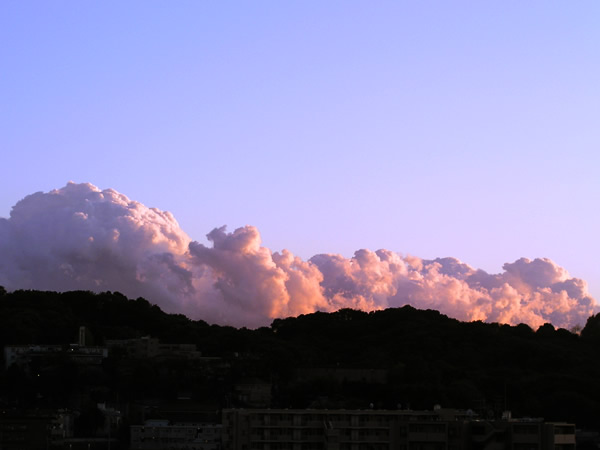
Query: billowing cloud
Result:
<box><xmin>0</xmin><ymin>182</ymin><xmax>194</xmax><ymax>313</ymax></box>
<box><xmin>0</xmin><ymin>182</ymin><xmax>596</xmax><ymax>329</ymax></box>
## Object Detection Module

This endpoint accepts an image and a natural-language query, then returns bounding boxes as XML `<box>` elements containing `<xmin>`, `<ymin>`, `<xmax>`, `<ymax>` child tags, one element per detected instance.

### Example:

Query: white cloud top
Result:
<box><xmin>0</xmin><ymin>183</ymin><xmax>596</xmax><ymax>329</ymax></box>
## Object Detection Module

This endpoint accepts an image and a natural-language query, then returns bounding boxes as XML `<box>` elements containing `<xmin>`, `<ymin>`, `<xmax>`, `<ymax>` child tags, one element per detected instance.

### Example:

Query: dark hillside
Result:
<box><xmin>1</xmin><ymin>288</ymin><xmax>600</xmax><ymax>428</ymax></box>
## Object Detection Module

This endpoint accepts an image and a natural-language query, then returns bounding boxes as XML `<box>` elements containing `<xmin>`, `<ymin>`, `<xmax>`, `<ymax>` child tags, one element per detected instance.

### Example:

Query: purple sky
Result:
<box><xmin>2</xmin><ymin>2</ymin><xmax>599</xmax><ymax>306</ymax></box>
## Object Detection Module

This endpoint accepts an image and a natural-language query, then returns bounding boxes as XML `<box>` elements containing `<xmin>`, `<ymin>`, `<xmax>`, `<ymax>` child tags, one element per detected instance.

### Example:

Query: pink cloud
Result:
<box><xmin>0</xmin><ymin>182</ymin><xmax>596</xmax><ymax>329</ymax></box>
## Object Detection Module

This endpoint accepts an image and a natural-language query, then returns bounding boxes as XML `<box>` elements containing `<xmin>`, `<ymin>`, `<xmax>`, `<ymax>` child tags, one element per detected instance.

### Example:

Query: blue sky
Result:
<box><xmin>2</xmin><ymin>2</ymin><xmax>600</xmax><ymax>299</ymax></box>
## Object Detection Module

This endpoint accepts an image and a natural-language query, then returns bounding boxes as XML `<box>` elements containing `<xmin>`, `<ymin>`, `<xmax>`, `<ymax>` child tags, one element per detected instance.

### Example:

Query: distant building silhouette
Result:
<box><xmin>3</xmin><ymin>343</ymin><xmax>108</xmax><ymax>369</ymax></box>
<box><xmin>130</xmin><ymin>420</ymin><xmax>222</xmax><ymax>450</ymax></box>
<box><xmin>221</xmin><ymin>408</ymin><xmax>575</xmax><ymax>450</ymax></box>
<box><xmin>105</xmin><ymin>336</ymin><xmax>201</xmax><ymax>359</ymax></box>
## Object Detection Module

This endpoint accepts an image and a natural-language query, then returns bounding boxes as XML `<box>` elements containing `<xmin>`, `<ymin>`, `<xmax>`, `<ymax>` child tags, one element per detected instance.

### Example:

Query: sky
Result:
<box><xmin>1</xmin><ymin>2</ymin><xmax>600</xmax><ymax>325</ymax></box>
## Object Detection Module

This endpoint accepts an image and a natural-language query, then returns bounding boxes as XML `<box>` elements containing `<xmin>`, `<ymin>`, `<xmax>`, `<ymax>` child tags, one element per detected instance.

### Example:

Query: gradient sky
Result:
<box><xmin>2</xmin><ymin>2</ymin><xmax>600</xmax><ymax>300</ymax></box>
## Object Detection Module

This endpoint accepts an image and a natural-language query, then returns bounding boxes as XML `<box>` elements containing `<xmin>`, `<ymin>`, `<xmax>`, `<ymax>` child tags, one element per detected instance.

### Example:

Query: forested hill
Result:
<box><xmin>2</xmin><ymin>288</ymin><xmax>600</xmax><ymax>428</ymax></box>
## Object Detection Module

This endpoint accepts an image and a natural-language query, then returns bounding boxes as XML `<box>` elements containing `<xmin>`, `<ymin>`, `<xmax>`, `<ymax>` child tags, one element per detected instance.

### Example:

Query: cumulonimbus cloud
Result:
<box><xmin>0</xmin><ymin>182</ymin><xmax>596</xmax><ymax>329</ymax></box>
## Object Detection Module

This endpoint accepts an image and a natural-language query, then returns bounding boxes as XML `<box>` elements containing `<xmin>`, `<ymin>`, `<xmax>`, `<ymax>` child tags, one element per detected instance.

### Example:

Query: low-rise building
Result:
<box><xmin>105</xmin><ymin>336</ymin><xmax>161</xmax><ymax>359</ymax></box>
<box><xmin>0</xmin><ymin>409</ymin><xmax>77</xmax><ymax>450</ymax></box>
<box><xmin>234</xmin><ymin>379</ymin><xmax>272</xmax><ymax>408</ymax></box>
<box><xmin>3</xmin><ymin>344</ymin><xmax>107</xmax><ymax>369</ymax></box>
<box><xmin>4</xmin><ymin>344</ymin><xmax>63</xmax><ymax>368</ymax></box>
<box><xmin>105</xmin><ymin>337</ymin><xmax>201</xmax><ymax>359</ymax></box>
<box><xmin>130</xmin><ymin>420</ymin><xmax>222</xmax><ymax>450</ymax></box>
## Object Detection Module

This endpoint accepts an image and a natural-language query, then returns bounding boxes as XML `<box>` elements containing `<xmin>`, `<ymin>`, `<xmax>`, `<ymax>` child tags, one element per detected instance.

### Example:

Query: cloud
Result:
<box><xmin>0</xmin><ymin>182</ymin><xmax>193</xmax><ymax>313</ymax></box>
<box><xmin>0</xmin><ymin>182</ymin><xmax>596</xmax><ymax>329</ymax></box>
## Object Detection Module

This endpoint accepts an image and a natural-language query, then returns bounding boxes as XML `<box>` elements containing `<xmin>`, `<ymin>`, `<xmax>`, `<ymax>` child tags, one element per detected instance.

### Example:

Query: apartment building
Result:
<box><xmin>222</xmin><ymin>408</ymin><xmax>469</xmax><ymax>450</ymax></box>
<box><xmin>221</xmin><ymin>409</ymin><xmax>575</xmax><ymax>450</ymax></box>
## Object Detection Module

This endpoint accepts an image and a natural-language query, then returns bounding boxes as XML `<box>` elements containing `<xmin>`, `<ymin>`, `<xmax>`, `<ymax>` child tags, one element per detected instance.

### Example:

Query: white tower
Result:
<box><xmin>79</xmin><ymin>326</ymin><xmax>86</xmax><ymax>346</ymax></box>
